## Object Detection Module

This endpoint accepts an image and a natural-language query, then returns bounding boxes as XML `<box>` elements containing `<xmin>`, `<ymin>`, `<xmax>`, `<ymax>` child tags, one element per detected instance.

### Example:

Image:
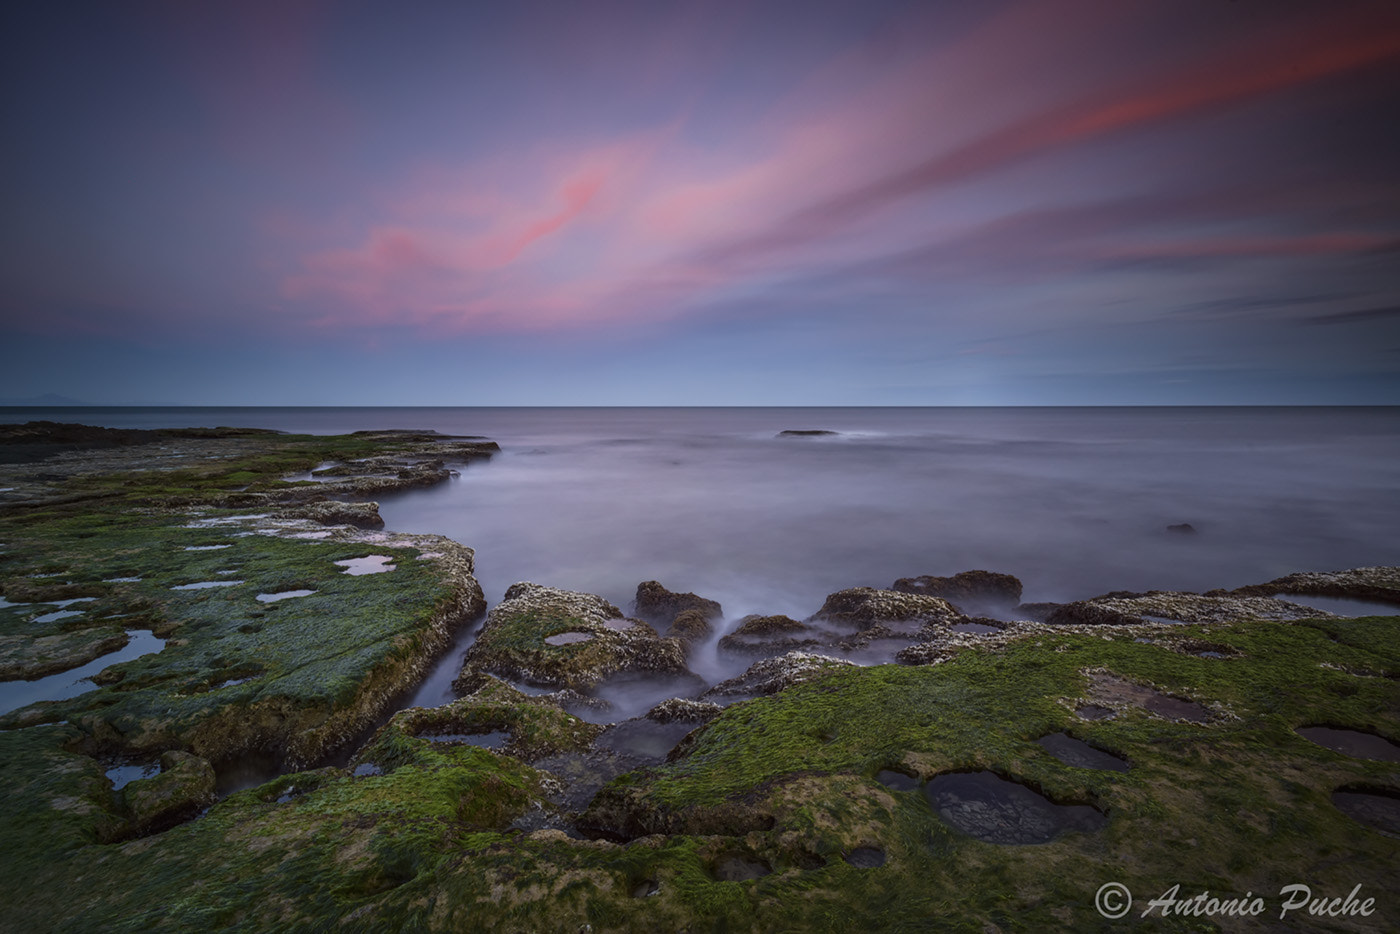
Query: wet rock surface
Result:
<box><xmin>276</xmin><ymin>500</ymin><xmax>385</xmax><ymax>529</ymax></box>
<box><xmin>1035</xmin><ymin>732</ymin><xmax>1130</xmax><ymax>772</ymax></box>
<box><xmin>1297</xmin><ymin>726</ymin><xmax>1400</xmax><ymax>763</ymax></box>
<box><xmin>644</xmin><ymin>697</ymin><xmax>722</xmax><ymax>725</ymax></box>
<box><xmin>875</xmin><ymin>769</ymin><xmax>920</xmax><ymax>792</ymax></box>
<box><xmin>843</xmin><ymin>847</ymin><xmax>886</xmax><ymax>868</ymax></box>
<box><xmin>1332</xmin><ymin>788</ymin><xmax>1400</xmax><ymax>837</ymax></box>
<box><xmin>925</xmin><ymin>771</ymin><xmax>1106</xmax><ymax>844</ymax></box>
<box><xmin>1083</xmin><ymin>672</ymin><xmax>1217</xmax><ymax>723</ymax></box>
<box><xmin>667</xmin><ymin>608</ymin><xmax>713</xmax><ymax>649</ymax></box>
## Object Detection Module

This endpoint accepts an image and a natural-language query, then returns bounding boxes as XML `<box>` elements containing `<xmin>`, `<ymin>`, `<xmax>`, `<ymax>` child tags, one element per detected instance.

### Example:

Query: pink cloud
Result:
<box><xmin>272</xmin><ymin>0</ymin><xmax>1400</xmax><ymax>339</ymax></box>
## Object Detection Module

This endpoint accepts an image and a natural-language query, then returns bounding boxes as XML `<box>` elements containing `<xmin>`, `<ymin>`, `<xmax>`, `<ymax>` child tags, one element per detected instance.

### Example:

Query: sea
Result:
<box><xmin>4</xmin><ymin>405</ymin><xmax>1398</xmax><ymax>720</ymax></box>
<box><xmin>4</xmin><ymin>406</ymin><xmax>1396</xmax><ymax>612</ymax></box>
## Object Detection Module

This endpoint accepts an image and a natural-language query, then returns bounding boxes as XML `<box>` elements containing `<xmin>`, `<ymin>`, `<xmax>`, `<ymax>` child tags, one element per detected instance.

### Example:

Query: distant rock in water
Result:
<box><xmin>1166</xmin><ymin>523</ymin><xmax>1197</xmax><ymax>535</ymax></box>
<box><xmin>776</xmin><ymin>429</ymin><xmax>838</xmax><ymax>437</ymax></box>
<box><xmin>891</xmin><ymin>570</ymin><xmax>1023</xmax><ymax>606</ymax></box>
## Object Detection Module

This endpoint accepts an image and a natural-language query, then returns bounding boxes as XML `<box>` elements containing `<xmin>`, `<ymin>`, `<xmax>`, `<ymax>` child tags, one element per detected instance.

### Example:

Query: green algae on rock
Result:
<box><xmin>0</xmin><ymin>425</ymin><xmax>493</xmax><ymax>830</ymax></box>
<box><xmin>2</xmin><ymin>610</ymin><xmax>1398</xmax><ymax>931</ymax></box>
<box><xmin>458</xmin><ymin>582</ymin><xmax>691</xmax><ymax>692</ymax></box>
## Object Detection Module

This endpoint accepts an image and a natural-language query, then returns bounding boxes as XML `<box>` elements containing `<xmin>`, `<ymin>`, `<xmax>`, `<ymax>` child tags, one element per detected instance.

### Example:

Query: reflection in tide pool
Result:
<box><xmin>0</xmin><ymin>630</ymin><xmax>166</xmax><ymax>716</ymax></box>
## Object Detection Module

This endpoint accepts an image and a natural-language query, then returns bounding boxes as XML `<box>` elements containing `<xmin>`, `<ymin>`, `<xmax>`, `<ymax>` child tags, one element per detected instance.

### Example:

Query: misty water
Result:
<box><xmin>6</xmin><ymin>406</ymin><xmax>1398</xmax><ymax>714</ymax></box>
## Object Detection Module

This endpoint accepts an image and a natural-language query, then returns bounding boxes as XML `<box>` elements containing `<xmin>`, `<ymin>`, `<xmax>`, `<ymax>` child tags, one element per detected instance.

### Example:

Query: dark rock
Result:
<box><xmin>1166</xmin><ymin>523</ymin><xmax>1197</xmax><ymax>535</ymax></box>
<box><xmin>668</xmin><ymin>609</ymin><xmax>713</xmax><ymax>649</ymax></box>
<box><xmin>891</xmin><ymin>569</ymin><xmax>1023</xmax><ymax>606</ymax></box>
<box><xmin>632</xmin><ymin>581</ymin><xmax>722</xmax><ymax>628</ymax></box>
<box><xmin>776</xmin><ymin>429</ymin><xmax>838</xmax><ymax>437</ymax></box>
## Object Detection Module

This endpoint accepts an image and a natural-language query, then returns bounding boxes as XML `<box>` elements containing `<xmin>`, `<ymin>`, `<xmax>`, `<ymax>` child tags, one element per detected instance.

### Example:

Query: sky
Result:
<box><xmin>2</xmin><ymin>0</ymin><xmax>1399</xmax><ymax>406</ymax></box>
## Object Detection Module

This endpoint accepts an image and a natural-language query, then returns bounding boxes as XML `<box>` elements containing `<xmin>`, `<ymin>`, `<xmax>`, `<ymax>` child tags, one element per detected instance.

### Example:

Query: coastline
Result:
<box><xmin>0</xmin><ymin>421</ymin><xmax>1397</xmax><ymax>931</ymax></box>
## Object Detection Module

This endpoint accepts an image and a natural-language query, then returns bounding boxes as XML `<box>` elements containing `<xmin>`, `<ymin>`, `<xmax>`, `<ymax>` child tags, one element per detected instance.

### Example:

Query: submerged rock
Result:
<box><xmin>632</xmin><ymin>581</ymin><xmax>723</xmax><ymax>628</ymax></box>
<box><xmin>1166</xmin><ymin>523</ymin><xmax>1197</xmax><ymax>535</ymax></box>
<box><xmin>890</xmin><ymin>570</ymin><xmax>1023</xmax><ymax>606</ymax></box>
<box><xmin>460</xmin><ymin>583</ymin><xmax>691</xmax><ymax>691</ymax></box>
<box><xmin>776</xmin><ymin>429</ymin><xmax>838</xmax><ymax>437</ymax></box>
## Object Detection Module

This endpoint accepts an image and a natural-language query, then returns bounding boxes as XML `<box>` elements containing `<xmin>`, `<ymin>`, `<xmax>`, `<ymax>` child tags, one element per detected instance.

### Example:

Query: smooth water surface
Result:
<box><xmin>6</xmin><ymin>407</ymin><xmax>1395</xmax><ymax>617</ymax></box>
<box><xmin>0</xmin><ymin>630</ymin><xmax>166</xmax><ymax>716</ymax></box>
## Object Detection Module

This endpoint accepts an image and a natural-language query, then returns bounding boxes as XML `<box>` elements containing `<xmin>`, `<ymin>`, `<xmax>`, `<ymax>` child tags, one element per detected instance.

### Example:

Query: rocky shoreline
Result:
<box><xmin>1</xmin><ymin>422</ymin><xmax>1397</xmax><ymax>932</ymax></box>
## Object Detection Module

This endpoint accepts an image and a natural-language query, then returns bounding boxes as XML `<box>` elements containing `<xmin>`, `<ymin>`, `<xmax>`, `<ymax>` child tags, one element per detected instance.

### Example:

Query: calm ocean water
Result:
<box><xmin>4</xmin><ymin>406</ymin><xmax>1396</xmax><ymax>618</ymax></box>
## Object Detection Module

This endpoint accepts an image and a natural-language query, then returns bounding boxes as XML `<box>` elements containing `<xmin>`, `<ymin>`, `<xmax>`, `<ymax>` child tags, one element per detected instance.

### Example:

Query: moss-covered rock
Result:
<box><xmin>364</xmin><ymin>675</ymin><xmax>603</xmax><ymax>765</ymax></box>
<box><xmin>122</xmin><ymin>751</ymin><xmax>216</xmax><ymax>835</ymax></box>
<box><xmin>459</xmin><ymin>582</ymin><xmax>690</xmax><ymax>691</ymax></box>
<box><xmin>0</xmin><ymin>611</ymin><xmax>1397</xmax><ymax>932</ymax></box>
<box><xmin>0</xmin><ymin>626</ymin><xmax>129</xmax><ymax>679</ymax></box>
